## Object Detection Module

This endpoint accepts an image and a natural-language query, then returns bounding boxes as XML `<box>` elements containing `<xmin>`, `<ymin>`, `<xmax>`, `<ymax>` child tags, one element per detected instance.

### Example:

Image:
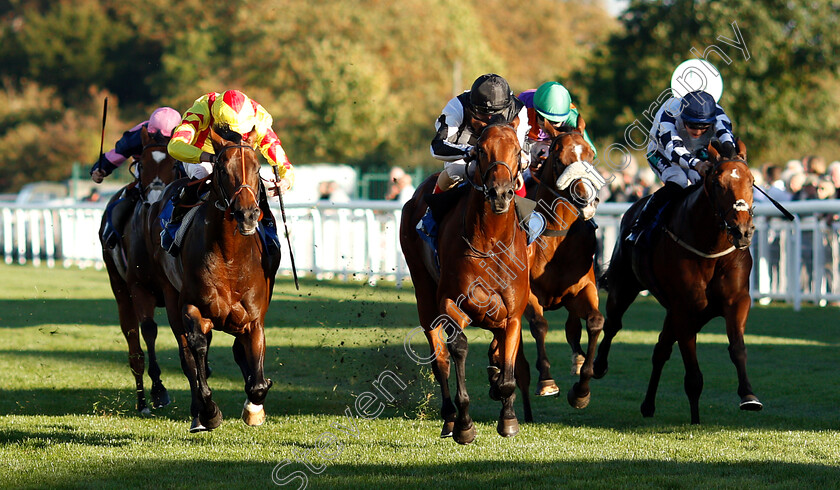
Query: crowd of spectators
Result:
<box><xmin>597</xmin><ymin>154</ymin><xmax>840</xmax><ymax>204</ymax></box>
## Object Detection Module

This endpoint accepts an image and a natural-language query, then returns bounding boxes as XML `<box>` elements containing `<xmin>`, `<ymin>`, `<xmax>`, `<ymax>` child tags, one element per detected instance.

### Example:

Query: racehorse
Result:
<box><xmin>593</xmin><ymin>140</ymin><xmax>762</xmax><ymax>424</ymax></box>
<box><xmin>100</xmin><ymin>126</ymin><xmax>181</xmax><ymax>415</ymax></box>
<box><xmin>148</xmin><ymin>127</ymin><xmax>281</xmax><ymax>432</ymax></box>
<box><xmin>400</xmin><ymin>123</ymin><xmax>531</xmax><ymax>444</ymax></box>
<box><xmin>524</xmin><ymin>131</ymin><xmax>603</xmax><ymax>408</ymax></box>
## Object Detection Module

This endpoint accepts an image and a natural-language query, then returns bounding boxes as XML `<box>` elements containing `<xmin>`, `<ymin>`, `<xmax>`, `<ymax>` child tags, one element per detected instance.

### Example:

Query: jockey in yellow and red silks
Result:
<box><xmin>168</xmin><ymin>90</ymin><xmax>294</xmax><ymax>188</ymax></box>
<box><xmin>160</xmin><ymin>90</ymin><xmax>294</xmax><ymax>256</ymax></box>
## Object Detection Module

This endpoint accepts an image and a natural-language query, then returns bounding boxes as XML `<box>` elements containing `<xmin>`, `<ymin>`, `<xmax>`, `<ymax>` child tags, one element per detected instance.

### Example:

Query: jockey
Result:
<box><xmin>519</xmin><ymin>81</ymin><xmax>597</xmax><ymax>171</ymax></box>
<box><xmin>92</xmin><ymin>107</ymin><xmax>182</xmax><ymax>248</ymax></box>
<box><xmin>161</xmin><ymin>89</ymin><xmax>294</xmax><ymax>256</ymax></box>
<box><xmin>626</xmin><ymin>89</ymin><xmax>737</xmax><ymax>243</ymax></box>
<box><xmin>430</xmin><ymin>73</ymin><xmax>530</xmax><ymax>195</ymax></box>
<box><xmin>90</xmin><ymin>107</ymin><xmax>182</xmax><ymax>184</ymax></box>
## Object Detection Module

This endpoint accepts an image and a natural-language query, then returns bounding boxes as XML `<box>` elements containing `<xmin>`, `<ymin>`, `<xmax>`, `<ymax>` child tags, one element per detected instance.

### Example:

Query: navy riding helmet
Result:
<box><xmin>680</xmin><ymin>90</ymin><xmax>716</xmax><ymax>124</ymax></box>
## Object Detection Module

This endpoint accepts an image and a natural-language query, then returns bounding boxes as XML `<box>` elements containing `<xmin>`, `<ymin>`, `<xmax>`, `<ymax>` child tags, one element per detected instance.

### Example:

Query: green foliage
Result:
<box><xmin>2</xmin><ymin>0</ymin><xmax>838</xmax><ymax>191</ymax></box>
<box><xmin>574</xmin><ymin>0</ymin><xmax>840</xmax><ymax>162</ymax></box>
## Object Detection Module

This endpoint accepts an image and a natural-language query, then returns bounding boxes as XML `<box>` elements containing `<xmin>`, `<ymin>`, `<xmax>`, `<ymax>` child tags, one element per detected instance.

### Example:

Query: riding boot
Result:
<box><xmin>259</xmin><ymin>197</ymin><xmax>281</xmax><ymax>257</ymax></box>
<box><xmin>625</xmin><ymin>182</ymin><xmax>683</xmax><ymax>244</ymax></box>
<box><xmin>103</xmin><ymin>184</ymin><xmax>141</xmax><ymax>248</ymax></box>
<box><xmin>160</xmin><ymin>179</ymin><xmax>200</xmax><ymax>256</ymax></box>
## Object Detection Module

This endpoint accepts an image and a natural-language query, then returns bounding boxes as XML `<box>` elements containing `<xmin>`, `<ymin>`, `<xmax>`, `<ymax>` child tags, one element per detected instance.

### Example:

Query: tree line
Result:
<box><xmin>0</xmin><ymin>0</ymin><xmax>837</xmax><ymax>192</ymax></box>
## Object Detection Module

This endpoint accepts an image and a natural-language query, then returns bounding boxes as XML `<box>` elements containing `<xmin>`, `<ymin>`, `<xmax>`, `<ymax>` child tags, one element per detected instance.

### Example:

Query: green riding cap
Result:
<box><xmin>533</xmin><ymin>81</ymin><xmax>597</xmax><ymax>158</ymax></box>
<box><xmin>534</xmin><ymin>82</ymin><xmax>574</xmax><ymax>126</ymax></box>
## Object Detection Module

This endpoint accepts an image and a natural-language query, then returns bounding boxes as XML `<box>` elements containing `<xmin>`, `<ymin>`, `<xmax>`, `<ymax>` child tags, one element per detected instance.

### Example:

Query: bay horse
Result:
<box><xmin>148</xmin><ymin>127</ymin><xmax>281</xmax><ymax>432</ymax></box>
<box><xmin>100</xmin><ymin>126</ymin><xmax>180</xmax><ymax>415</ymax></box>
<box><xmin>524</xmin><ymin>131</ymin><xmax>603</xmax><ymax>408</ymax></box>
<box><xmin>593</xmin><ymin>140</ymin><xmax>762</xmax><ymax>424</ymax></box>
<box><xmin>400</xmin><ymin>123</ymin><xmax>531</xmax><ymax>444</ymax></box>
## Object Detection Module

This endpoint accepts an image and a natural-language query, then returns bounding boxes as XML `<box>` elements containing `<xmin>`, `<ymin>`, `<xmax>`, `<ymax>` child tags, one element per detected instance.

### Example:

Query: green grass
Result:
<box><xmin>0</xmin><ymin>263</ymin><xmax>839</xmax><ymax>488</ymax></box>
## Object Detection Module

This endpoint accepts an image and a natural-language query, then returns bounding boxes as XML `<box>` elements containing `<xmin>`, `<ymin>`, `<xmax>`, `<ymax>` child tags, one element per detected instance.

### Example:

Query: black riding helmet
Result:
<box><xmin>469</xmin><ymin>74</ymin><xmax>514</xmax><ymax>114</ymax></box>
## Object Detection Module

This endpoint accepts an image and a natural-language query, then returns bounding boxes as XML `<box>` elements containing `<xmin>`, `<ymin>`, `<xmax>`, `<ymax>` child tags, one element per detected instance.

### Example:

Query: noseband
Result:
<box><xmin>134</xmin><ymin>142</ymin><xmax>174</xmax><ymax>201</ymax></box>
<box><xmin>467</xmin><ymin>159</ymin><xmax>518</xmax><ymax>200</ymax></box>
<box><xmin>212</xmin><ymin>144</ymin><xmax>260</xmax><ymax>214</ymax></box>
<box><xmin>707</xmin><ymin>159</ymin><xmax>754</xmax><ymax>238</ymax></box>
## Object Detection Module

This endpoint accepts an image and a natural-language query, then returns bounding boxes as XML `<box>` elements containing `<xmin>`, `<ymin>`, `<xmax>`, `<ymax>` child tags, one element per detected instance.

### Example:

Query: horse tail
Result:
<box><xmin>596</xmin><ymin>260</ymin><xmax>609</xmax><ymax>291</ymax></box>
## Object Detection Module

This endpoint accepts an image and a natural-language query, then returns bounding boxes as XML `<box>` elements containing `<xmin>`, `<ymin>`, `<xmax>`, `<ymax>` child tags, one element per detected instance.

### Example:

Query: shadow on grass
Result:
<box><xmin>4</xmin><ymin>457</ymin><xmax>839</xmax><ymax>488</ymax></box>
<box><xmin>2</xmin><ymin>335</ymin><xmax>839</xmax><ymax>432</ymax></box>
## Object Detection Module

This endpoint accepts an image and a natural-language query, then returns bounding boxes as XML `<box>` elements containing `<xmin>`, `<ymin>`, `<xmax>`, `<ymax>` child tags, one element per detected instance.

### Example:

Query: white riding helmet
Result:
<box><xmin>670</xmin><ymin>59</ymin><xmax>723</xmax><ymax>102</ymax></box>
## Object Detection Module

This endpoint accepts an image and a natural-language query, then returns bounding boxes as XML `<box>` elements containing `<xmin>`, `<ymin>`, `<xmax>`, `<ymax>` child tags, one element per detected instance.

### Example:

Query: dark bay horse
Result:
<box><xmin>148</xmin><ymin>128</ymin><xmax>281</xmax><ymax>432</ymax></box>
<box><xmin>400</xmin><ymin>124</ymin><xmax>531</xmax><ymax>444</ymax></box>
<box><xmin>525</xmin><ymin>131</ymin><xmax>603</xmax><ymax>408</ymax></box>
<box><xmin>100</xmin><ymin>126</ymin><xmax>180</xmax><ymax>415</ymax></box>
<box><xmin>594</xmin><ymin>140</ymin><xmax>762</xmax><ymax>424</ymax></box>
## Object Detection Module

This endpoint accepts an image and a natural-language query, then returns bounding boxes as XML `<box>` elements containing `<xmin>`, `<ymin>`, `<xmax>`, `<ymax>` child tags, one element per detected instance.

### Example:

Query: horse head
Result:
<box><xmin>705</xmin><ymin>139</ymin><xmax>754</xmax><ymax>249</ymax></box>
<box><xmin>209</xmin><ymin>127</ymin><xmax>262</xmax><ymax>236</ymax></box>
<box><xmin>546</xmin><ymin>131</ymin><xmax>600</xmax><ymax>220</ymax></box>
<box><xmin>470</xmin><ymin>124</ymin><xmax>523</xmax><ymax>215</ymax></box>
<box><xmin>139</xmin><ymin>127</ymin><xmax>178</xmax><ymax>203</ymax></box>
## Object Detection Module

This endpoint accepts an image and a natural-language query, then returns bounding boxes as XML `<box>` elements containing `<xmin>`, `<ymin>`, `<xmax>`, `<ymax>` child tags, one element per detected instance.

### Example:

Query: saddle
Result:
<box><xmin>416</xmin><ymin>185</ymin><xmax>546</xmax><ymax>276</ymax></box>
<box><xmin>631</xmin><ymin>183</ymin><xmax>700</xmax><ymax>293</ymax></box>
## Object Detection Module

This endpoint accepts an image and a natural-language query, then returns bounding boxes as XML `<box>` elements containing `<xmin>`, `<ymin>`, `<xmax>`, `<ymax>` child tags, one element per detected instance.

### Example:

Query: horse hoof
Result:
<box><xmin>242</xmin><ymin>400</ymin><xmax>266</xmax><ymax>427</ymax></box>
<box><xmin>497</xmin><ymin>417</ymin><xmax>519</xmax><ymax>438</ymax></box>
<box><xmin>440</xmin><ymin>420</ymin><xmax>455</xmax><ymax>438</ymax></box>
<box><xmin>571</xmin><ymin>354</ymin><xmax>585</xmax><ymax>375</ymax></box>
<box><xmin>151</xmin><ymin>387</ymin><xmax>170</xmax><ymax>409</ymax></box>
<box><xmin>567</xmin><ymin>384</ymin><xmax>590</xmax><ymax>409</ymax></box>
<box><xmin>453</xmin><ymin>423</ymin><xmax>476</xmax><ymax>445</ymax></box>
<box><xmin>640</xmin><ymin>401</ymin><xmax>655</xmax><ymax>418</ymax></box>
<box><xmin>189</xmin><ymin>417</ymin><xmax>208</xmax><ymax>433</ymax></box>
<box><xmin>139</xmin><ymin>407</ymin><xmax>152</xmax><ymax>418</ymax></box>
<box><xmin>199</xmin><ymin>403</ymin><xmax>223</xmax><ymax>430</ymax></box>
<box><xmin>740</xmin><ymin>395</ymin><xmax>763</xmax><ymax>411</ymax></box>
<box><xmin>535</xmin><ymin>379</ymin><xmax>560</xmax><ymax>397</ymax></box>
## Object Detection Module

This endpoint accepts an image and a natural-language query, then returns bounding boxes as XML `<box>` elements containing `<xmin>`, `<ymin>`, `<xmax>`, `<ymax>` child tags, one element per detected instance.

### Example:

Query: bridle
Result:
<box><xmin>465</xmin><ymin>124</ymin><xmax>522</xmax><ymax>201</ymax></box>
<box><xmin>705</xmin><ymin>158</ymin><xmax>754</xmax><ymax>242</ymax></box>
<box><xmin>134</xmin><ymin>141</ymin><xmax>174</xmax><ymax>201</ymax></box>
<box><xmin>212</xmin><ymin>143</ymin><xmax>261</xmax><ymax>216</ymax></box>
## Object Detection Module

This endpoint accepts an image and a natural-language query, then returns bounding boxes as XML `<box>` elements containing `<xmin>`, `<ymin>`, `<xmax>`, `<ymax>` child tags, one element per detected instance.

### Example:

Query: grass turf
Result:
<box><xmin>0</xmin><ymin>263</ymin><xmax>838</xmax><ymax>488</ymax></box>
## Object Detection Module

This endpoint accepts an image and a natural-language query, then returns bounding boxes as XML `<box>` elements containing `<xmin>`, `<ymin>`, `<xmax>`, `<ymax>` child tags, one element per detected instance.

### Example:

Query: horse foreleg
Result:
<box><xmin>514</xmin><ymin>330</ymin><xmax>532</xmax><ymax>423</ymax></box>
<box><xmin>724</xmin><ymin>297</ymin><xmax>762</xmax><ymax>412</ymax></box>
<box><xmin>114</xmin><ymin>291</ymin><xmax>149</xmax><ymax>416</ymax></box>
<box><xmin>424</xmin><ymin>324</ymin><xmax>455</xmax><ymax>438</ymax></box>
<box><xmin>238</xmin><ymin>324</ymin><xmax>272</xmax><ymax>427</ymax></box>
<box><xmin>495</xmin><ymin>317</ymin><xmax>521</xmax><ymax>438</ymax></box>
<box><xmin>163</xmin><ymin>288</ymin><xmax>202</xmax><ymax>431</ymax></box>
<box><xmin>593</xmin><ymin>259</ymin><xmax>640</xmax><ymax>379</ymax></box>
<box><xmin>565</xmin><ymin>313</ymin><xmax>585</xmax><ymax>376</ymax></box>
<box><xmin>183</xmin><ymin>304</ymin><xmax>221</xmax><ymax>431</ymax></box>
<box><xmin>677</xmin><ymin>333</ymin><xmax>703</xmax><ymax>424</ymax></box>
<box><xmin>132</xmin><ymin>287</ymin><xmax>170</xmax><ymax>410</ymax></box>
<box><xmin>641</xmin><ymin>314</ymin><xmax>677</xmax><ymax>419</ymax></box>
<box><xmin>447</xmin><ymin>324</ymin><xmax>474</xmax><ymax>445</ymax></box>
<box><xmin>525</xmin><ymin>297</ymin><xmax>558</xmax><ymax>396</ymax></box>
<box><xmin>566</xmin><ymin>283</ymin><xmax>603</xmax><ymax>409</ymax></box>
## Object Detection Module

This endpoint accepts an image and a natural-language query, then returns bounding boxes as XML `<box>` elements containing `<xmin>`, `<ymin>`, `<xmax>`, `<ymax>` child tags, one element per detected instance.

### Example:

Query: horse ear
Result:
<box><xmin>245</xmin><ymin>130</ymin><xmax>259</xmax><ymax>146</ymax></box>
<box><xmin>707</xmin><ymin>142</ymin><xmax>721</xmax><ymax>162</ymax></box>
<box><xmin>576</xmin><ymin>114</ymin><xmax>586</xmax><ymax>133</ymax></box>
<box><xmin>141</xmin><ymin>125</ymin><xmax>151</xmax><ymax>146</ymax></box>
<box><xmin>736</xmin><ymin>137</ymin><xmax>747</xmax><ymax>160</ymax></box>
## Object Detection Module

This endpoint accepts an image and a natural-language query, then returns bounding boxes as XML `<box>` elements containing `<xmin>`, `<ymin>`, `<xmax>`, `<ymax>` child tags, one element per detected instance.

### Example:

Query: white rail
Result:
<box><xmin>2</xmin><ymin>200</ymin><xmax>839</xmax><ymax>309</ymax></box>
